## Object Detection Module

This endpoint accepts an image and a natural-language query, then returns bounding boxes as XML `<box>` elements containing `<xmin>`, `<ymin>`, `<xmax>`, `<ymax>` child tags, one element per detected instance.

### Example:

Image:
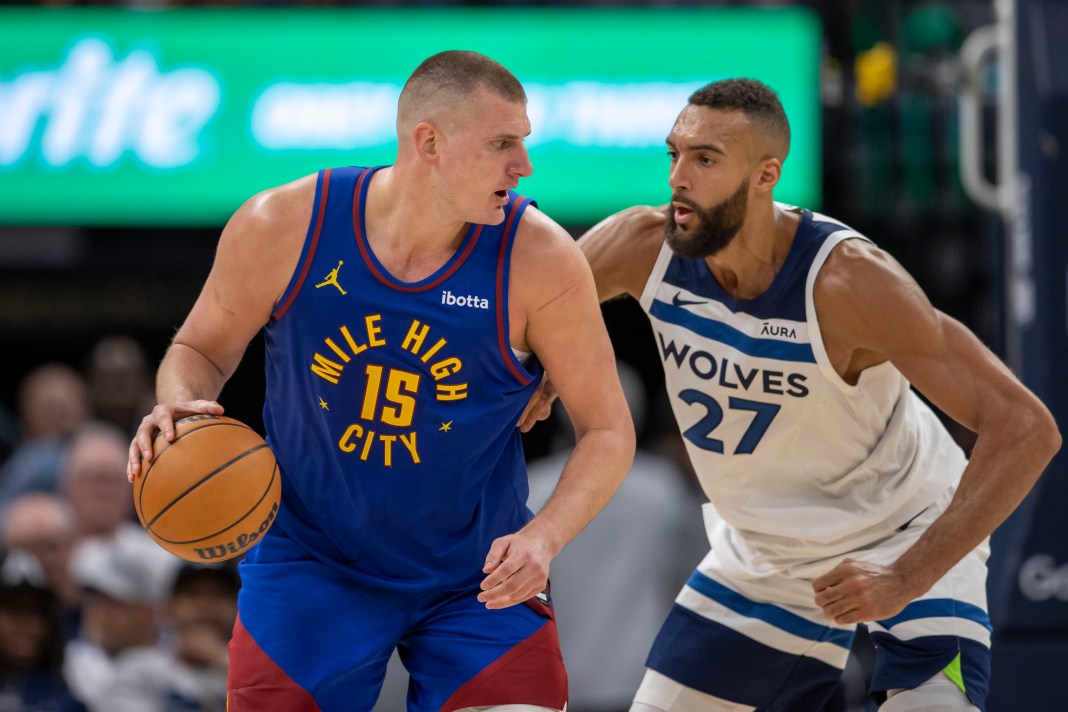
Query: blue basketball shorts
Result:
<box><xmin>640</xmin><ymin>527</ymin><xmax>992</xmax><ymax>710</ymax></box>
<box><xmin>226</xmin><ymin>536</ymin><xmax>567</xmax><ymax>712</ymax></box>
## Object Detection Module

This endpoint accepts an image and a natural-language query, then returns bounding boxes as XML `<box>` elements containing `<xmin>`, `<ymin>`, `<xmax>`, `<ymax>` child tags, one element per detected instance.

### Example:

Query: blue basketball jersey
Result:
<box><xmin>254</xmin><ymin>166</ymin><xmax>543</xmax><ymax>591</ymax></box>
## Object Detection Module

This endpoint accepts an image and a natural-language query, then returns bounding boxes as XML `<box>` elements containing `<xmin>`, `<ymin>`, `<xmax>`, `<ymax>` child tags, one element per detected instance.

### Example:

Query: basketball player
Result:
<box><xmin>574</xmin><ymin>79</ymin><xmax>1060</xmax><ymax>711</ymax></box>
<box><xmin>126</xmin><ymin>51</ymin><xmax>635</xmax><ymax>712</ymax></box>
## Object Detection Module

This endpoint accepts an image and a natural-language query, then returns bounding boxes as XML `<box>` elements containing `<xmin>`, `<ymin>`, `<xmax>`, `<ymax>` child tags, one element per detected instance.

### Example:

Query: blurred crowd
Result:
<box><xmin>0</xmin><ymin>332</ymin><xmax>776</xmax><ymax>712</ymax></box>
<box><xmin>0</xmin><ymin>2</ymin><xmax>996</xmax><ymax>710</ymax></box>
<box><xmin>0</xmin><ymin>334</ymin><xmax>239</xmax><ymax>712</ymax></box>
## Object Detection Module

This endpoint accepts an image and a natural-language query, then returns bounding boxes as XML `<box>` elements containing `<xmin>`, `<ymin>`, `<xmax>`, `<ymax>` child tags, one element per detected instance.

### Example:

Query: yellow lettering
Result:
<box><xmin>402</xmin><ymin>320</ymin><xmax>430</xmax><ymax>354</ymax></box>
<box><xmin>420</xmin><ymin>337</ymin><xmax>447</xmax><ymax>363</ymax></box>
<box><xmin>382</xmin><ymin>371</ymin><xmax>420</xmax><ymax>427</ymax></box>
<box><xmin>366</xmin><ymin>315</ymin><xmax>385</xmax><ymax>347</ymax></box>
<box><xmin>311</xmin><ymin>354</ymin><xmax>344</xmax><ymax>384</ymax></box>
<box><xmin>360</xmin><ymin>430</ymin><xmax>375</xmax><ymax>461</ymax></box>
<box><xmin>340</xmin><ymin>325</ymin><xmax>367</xmax><ymax>356</ymax></box>
<box><xmin>400</xmin><ymin>432</ymin><xmax>420</xmax><ymax>464</ymax></box>
<box><xmin>362</xmin><ymin>365</ymin><xmax>384</xmax><ymax>421</ymax></box>
<box><xmin>338</xmin><ymin>424</ymin><xmax>363</xmax><ymax>453</ymax></box>
<box><xmin>436</xmin><ymin>383</ymin><xmax>468</xmax><ymax>401</ymax></box>
<box><xmin>335</xmin><ymin>428</ymin><xmax>421</xmax><ymax>466</ymax></box>
<box><xmin>324</xmin><ymin>338</ymin><xmax>351</xmax><ymax>363</ymax></box>
<box><xmin>430</xmin><ymin>357</ymin><xmax>462</xmax><ymax>380</ymax></box>
<box><xmin>380</xmin><ymin>435</ymin><xmax>396</xmax><ymax>467</ymax></box>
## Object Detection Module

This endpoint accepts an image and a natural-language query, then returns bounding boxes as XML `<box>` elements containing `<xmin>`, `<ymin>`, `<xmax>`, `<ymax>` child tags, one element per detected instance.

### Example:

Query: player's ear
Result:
<box><xmin>754</xmin><ymin>157</ymin><xmax>781</xmax><ymax>195</ymax></box>
<box><xmin>414</xmin><ymin>121</ymin><xmax>442</xmax><ymax>164</ymax></box>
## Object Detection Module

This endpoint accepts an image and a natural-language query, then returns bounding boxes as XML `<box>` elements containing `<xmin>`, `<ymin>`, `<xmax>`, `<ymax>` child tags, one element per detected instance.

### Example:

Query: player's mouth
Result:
<box><xmin>494</xmin><ymin>189</ymin><xmax>509</xmax><ymax>205</ymax></box>
<box><xmin>673</xmin><ymin>203</ymin><xmax>695</xmax><ymax>225</ymax></box>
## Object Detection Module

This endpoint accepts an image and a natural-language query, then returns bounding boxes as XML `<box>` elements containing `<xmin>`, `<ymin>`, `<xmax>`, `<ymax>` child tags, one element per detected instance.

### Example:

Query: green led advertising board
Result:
<box><xmin>0</xmin><ymin>7</ymin><xmax>821</xmax><ymax>226</ymax></box>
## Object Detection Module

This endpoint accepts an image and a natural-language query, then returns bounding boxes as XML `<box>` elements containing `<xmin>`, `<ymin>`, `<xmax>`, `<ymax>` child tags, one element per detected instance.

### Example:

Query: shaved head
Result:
<box><xmin>397</xmin><ymin>50</ymin><xmax>526</xmax><ymax>134</ymax></box>
<box><xmin>687</xmin><ymin>79</ymin><xmax>790</xmax><ymax>162</ymax></box>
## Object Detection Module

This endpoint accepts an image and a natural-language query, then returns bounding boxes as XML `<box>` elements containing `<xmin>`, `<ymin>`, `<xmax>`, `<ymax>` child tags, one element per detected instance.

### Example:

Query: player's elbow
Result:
<box><xmin>1039</xmin><ymin>408</ymin><xmax>1062</xmax><ymax>462</ymax></box>
<box><xmin>581</xmin><ymin>414</ymin><xmax>637</xmax><ymax>484</ymax></box>
<box><xmin>1023</xmin><ymin>399</ymin><xmax>1062</xmax><ymax>467</ymax></box>
<box><xmin>617</xmin><ymin>418</ymin><xmax>638</xmax><ymax>483</ymax></box>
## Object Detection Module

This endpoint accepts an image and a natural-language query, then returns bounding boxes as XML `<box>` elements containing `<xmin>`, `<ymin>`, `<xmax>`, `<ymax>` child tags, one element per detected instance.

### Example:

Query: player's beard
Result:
<box><xmin>665</xmin><ymin>179</ymin><xmax>749</xmax><ymax>259</ymax></box>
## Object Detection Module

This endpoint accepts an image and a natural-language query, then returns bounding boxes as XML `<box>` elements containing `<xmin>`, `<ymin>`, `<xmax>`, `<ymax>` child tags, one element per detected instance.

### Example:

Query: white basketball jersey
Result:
<box><xmin>640</xmin><ymin>205</ymin><xmax>967</xmax><ymax>574</ymax></box>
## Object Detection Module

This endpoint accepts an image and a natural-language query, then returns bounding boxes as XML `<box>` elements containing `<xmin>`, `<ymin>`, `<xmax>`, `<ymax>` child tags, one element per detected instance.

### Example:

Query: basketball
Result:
<box><xmin>133</xmin><ymin>414</ymin><xmax>281</xmax><ymax>563</ymax></box>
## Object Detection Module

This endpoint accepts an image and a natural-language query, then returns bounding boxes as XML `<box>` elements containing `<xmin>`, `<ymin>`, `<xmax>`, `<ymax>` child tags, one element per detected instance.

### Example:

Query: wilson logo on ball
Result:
<box><xmin>133</xmin><ymin>415</ymin><xmax>281</xmax><ymax>563</ymax></box>
<box><xmin>194</xmin><ymin>501</ymin><xmax>279</xmax><ymax>561</ymax></box>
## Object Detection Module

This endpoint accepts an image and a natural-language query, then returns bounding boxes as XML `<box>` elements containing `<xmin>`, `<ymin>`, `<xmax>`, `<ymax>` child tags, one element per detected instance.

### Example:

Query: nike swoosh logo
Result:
<box><xmin>671</xmin><ymin>292</ymin><xmax>707</xmax><ymax>307</ymax></box>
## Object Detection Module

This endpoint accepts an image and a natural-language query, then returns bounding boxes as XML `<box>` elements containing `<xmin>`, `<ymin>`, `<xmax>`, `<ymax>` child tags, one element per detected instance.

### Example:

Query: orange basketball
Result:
<box><xmin>133</xmin><ymin>414</ymin><xmax>280</xmax><ymax>563</ymax></box>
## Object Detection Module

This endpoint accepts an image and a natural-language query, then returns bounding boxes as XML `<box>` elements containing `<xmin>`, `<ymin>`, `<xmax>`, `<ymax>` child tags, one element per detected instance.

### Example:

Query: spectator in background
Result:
<box><xmin>0</xmin><ymin>548</ymin><xmax>86</xmax><ymax>712</ymax></box>
<box><xmin>60</xmin><ymin>421</ymin><xmax>143</xmax><ymax>545</ymax></box>
<box><xmin>64</xmin><ymin>533</ymin><xmax>171</xmax><ymax>711</ymax></box>
<box><xmin>14</xmin><ymin>364</ymin><xmax>89</xmax><ymax>446</ymax></box>
<box><xmin>103</xmin><ymin>562</ymin><xmax>240</xmax><ymax>712</ymax></box>
<box><xmin>57</xmin><ymin>421</ymin><xmax>179</xmax><ymax>635</ymax></box>
<box><xmin>83</xmin><ymin>335</ymin><xmax>156</xmax><ymax>437</ymax></box>
<box><xmin>526</xmin><ymin>362</ymin><xmax>707</xmax><ymax>712</ymax></box>
<box><xmin>0</xmin><ymin>363</ymin><xmax>90</xmax><ymax>523</ymax></box>
<box><xmin>2</xmin><ymin>493</ymin><xmax>81</xmax><ymax>639</ymax></box>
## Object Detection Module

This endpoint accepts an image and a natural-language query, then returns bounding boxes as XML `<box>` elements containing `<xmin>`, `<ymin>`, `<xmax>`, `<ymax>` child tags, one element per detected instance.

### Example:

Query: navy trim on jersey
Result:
<box><xmin>877</xmin><ymin>599</ymin><xmax>993</xmax><ymax>632</ymax></box>
<box><xmin>660</xmin><ymin>209</ymin><xmax>855</xmax><ymax>323</ymax></box>
<box><xmin>649</xmin><ymin>300</ymin><xmax>817</xmax><ymax>363</ymax></box>
<box><xmin>687</xmin><ymin>571</ymin><xmax>853</xmax><ymax>648</ymax></box>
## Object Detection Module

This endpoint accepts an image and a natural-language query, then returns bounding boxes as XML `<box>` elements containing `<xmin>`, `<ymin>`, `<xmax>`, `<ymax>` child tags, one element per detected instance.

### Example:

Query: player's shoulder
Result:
<box><xmin>511</xmin><ymin>201</ymin><xmax>581</xmax><ymax>261</ymax></box>
<box><xmin>587</xmin><ymin>204</ymin><xmax>668</xmax><ymax>248</ymax></box>
<box><xmin>233</xmin><ymin>172</ymin><xmax>319</xmax><ymax>231</ymax></box>
<box><xmin>508</xmin><ymin>202</ymin><xmax>594</xmax><ymax>302</ymax></box>
<box><xmin>578</xmin><ymin>205</ymin><xmax>668</xmax><ymax>300</ymax></box>
<box><xmin>514</xmin><ymin>199</ymin><xmax>569</xmax><ymax>238</ymax></box>
<box><xmin>816</xmin><ymin>227</ymin><xmax>919</xmax><ymax>316</ymax></box>
<box><xmin>211</xmin><ymin>173</ymin><xmax>321</xmax><ymax>294</ymax></box>
<box><xmin>217</xmin><ymin>172</ymin><xmax>320</xmax><ymax>262</ymax></box>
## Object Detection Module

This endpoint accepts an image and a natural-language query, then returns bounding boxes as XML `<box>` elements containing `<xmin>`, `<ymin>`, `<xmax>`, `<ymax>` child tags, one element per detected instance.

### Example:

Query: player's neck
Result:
<box><xmin>704</xmin><ymin>203</ymin><xmax>799</xmax><ymax>300</ymax></box>
<box><xmin>362</xmin><ymin>166</ymin><xmax>468</xmax><ymax>281</ymax></box>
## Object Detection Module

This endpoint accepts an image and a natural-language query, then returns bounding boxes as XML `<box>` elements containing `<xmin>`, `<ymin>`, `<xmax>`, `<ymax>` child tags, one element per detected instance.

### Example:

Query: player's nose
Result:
<box><xmin>511</xmin><ymin>144</ymin><xmax>533</xmax><ymax>179</ymax></box>
<box><xmin>668</xmin><ymin>160</ymin><xmax>690</xmax><ymax>192</ymax></box>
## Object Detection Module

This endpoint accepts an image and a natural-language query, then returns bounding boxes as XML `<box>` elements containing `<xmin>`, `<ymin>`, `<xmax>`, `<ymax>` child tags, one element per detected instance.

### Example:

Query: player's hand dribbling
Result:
<box><xmin>478</xmin><ymin>531</ymin><xmax>552</xmax><ymax>609</ymax></box>
<box><xmin>126</xmin><ymin>400</ymin><xmax>225</xmax><ymax>482</ymax></box>
<box><xmin>812</xmin><ymin>558</ymin><xmax>913</xmax><ymax>624</ymax></box>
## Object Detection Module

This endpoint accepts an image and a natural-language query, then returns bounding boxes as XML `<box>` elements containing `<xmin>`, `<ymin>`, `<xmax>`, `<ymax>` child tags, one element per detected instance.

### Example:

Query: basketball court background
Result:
<box><xmin>0</xmin><ymin>2</ymin><xmax>1064</xmax><ymax>710</ymax></box>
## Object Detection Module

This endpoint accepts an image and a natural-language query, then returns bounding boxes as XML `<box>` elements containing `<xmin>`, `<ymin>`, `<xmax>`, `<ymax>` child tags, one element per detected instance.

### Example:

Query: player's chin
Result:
<box><xmin>479</xmin><ymin>204</ymin><xmax>508</xmax><ymax>226</ymax></box>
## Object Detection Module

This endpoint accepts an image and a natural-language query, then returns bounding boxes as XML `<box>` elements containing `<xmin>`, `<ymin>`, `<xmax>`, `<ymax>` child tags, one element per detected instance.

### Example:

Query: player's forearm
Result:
<box><xmin>521</xmin><ymin>426</ymin><xmax>634</xmax><ymax>558</ymax></box>
<box><xmin>893</xmin><ymin>405</ymin><xmax>1061</xmax><ymax>598</ymax></box>
<box><xmin>156</xmin><ymin>342</ymin><xmax>230</xmax><ymax>404</ymax></box>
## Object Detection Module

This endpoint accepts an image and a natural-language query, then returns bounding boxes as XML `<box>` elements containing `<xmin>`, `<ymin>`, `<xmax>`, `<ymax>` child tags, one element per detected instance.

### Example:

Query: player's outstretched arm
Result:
<box><xmin>514</xmin><ymin>205</ymin><xmax>665</xmax><ymax>433</ymax></box>
<box><xmin>577</xmin><ymin>204</ymin><xmax>669</xmax><ymax>303</ymax></box>
<box><xmin>811</xmin><ymin>240</ymin><xmax>1062</xmax><ymax>624</ymax></box>
<box><xmin>478</xmin><ymin>206</ymin><xmax>636</xmax><ymax>609</ymax></box>
<box><xmin>127</xmin><ymin>175</ymin><xmax>316</xmax><ymax>480</ymax></box>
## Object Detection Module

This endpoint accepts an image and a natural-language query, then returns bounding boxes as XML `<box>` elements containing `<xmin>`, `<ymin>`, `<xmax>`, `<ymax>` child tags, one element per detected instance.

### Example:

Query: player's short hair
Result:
<box><xmin>688</xmin><ymin>79</ymin><xmax>791</xmax><ymax>158</ymax></box>
<box><xmin>398</xmin><ymin>50</ymin><xmax>525</xmax><ymax>127</ymax></box>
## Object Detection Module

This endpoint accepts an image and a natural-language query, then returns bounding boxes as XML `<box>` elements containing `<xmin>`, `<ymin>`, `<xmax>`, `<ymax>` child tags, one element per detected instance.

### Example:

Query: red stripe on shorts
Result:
<box><xmin>227</xmin><ymin>614</ymin><xmax>322</xmax><ymax>712</ymax></box>
<box><xmin>438</xmin><ymin>611</ymin><xmax>568</xmax><ymax>712</ymax></box>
